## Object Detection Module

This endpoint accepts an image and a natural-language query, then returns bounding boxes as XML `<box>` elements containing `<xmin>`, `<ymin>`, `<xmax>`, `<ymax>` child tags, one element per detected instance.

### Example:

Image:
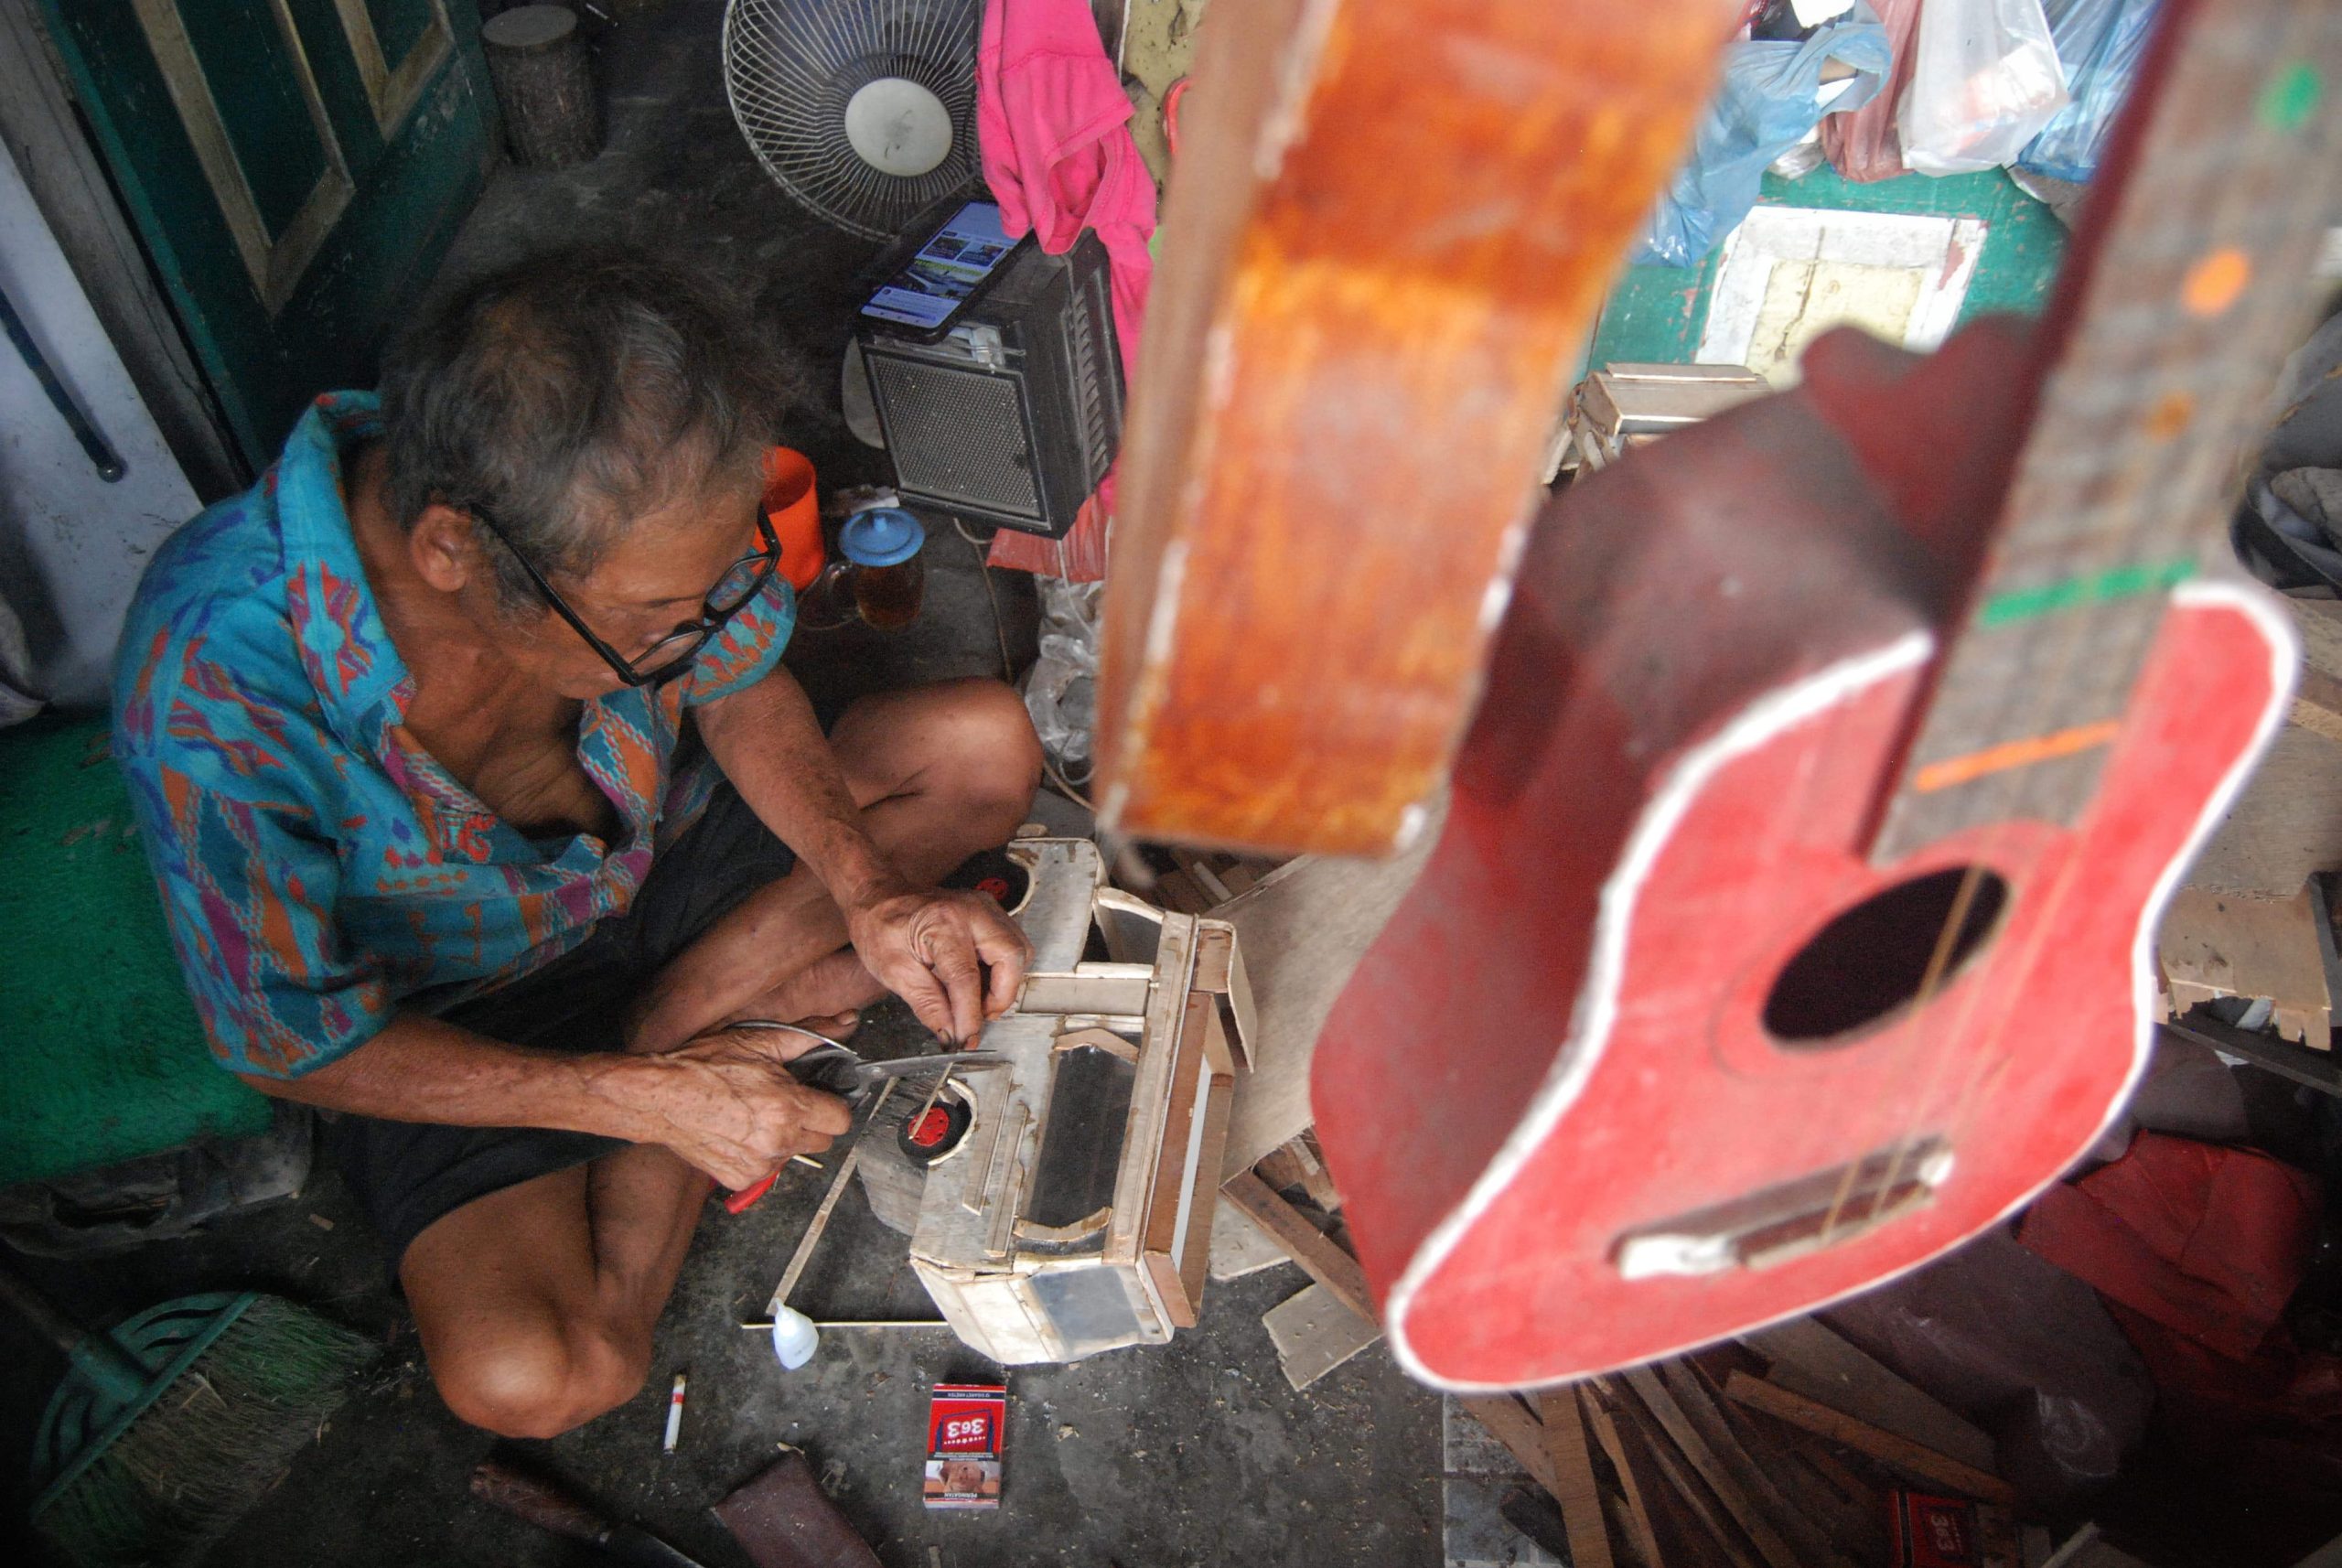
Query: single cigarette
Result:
<box><xmin>662</xmin><ymin>1371</ymin><xmax>686</xmax><ymax>1454</ymax></box>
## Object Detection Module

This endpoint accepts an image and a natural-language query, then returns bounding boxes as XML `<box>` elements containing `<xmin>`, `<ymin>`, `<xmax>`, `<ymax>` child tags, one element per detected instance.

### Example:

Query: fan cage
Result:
<box><xmin>724</xmin><ymin>0</ymin><xmax>983</xmax><ymax>242</ymax></box>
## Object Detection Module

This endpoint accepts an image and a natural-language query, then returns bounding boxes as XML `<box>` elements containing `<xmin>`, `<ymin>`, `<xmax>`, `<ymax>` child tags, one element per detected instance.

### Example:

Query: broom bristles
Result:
<box><xmin>36</xmin><ymin>1294</ymin><xmax>378</xmax><ymax>1568</ymax></box>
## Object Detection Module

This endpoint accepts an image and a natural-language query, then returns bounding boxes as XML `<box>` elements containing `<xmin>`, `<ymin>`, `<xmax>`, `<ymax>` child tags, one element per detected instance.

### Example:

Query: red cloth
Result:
<box><xmin>975</xmin><ymin>0</ymin><xmax>1156</xmax><ymax>583</ymax></box>
<box><xmin>1821</xmin><ymin>0</ymin><xmax>1920</xmax><ymax>181</ymax></box>
<box><xmin>2018</xmin><ymin>1133</ymin><xmax>2321</xmax><ymax>1361</ymax></box>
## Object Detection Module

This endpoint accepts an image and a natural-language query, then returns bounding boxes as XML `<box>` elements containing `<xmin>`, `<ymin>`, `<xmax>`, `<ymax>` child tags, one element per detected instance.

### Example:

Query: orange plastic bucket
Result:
<box><xmin>762</xmin><ymin>447</ymin><xmax>823</xmax><ymax>590</ymax></box>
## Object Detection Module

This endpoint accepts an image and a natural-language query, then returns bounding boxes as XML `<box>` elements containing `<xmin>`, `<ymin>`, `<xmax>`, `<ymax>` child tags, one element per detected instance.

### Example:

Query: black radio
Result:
<box><xmin>856</xmin><ymin>224</ymin><xmax>1123</xmax><ymax>540</ymax></box>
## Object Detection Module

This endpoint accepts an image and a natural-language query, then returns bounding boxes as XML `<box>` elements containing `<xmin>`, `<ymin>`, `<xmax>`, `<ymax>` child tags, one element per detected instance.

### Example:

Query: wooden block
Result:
<box><xmin>1153</xmin><ymin>866</ymin><xmax>1210</xmax><ymax>914</ymax></box>
<box><xmin>1536</xmin><ymin>1391</ymin><xmax>1617</xmax><ymax>1568</ymax></box>
<box><xmin>1263</xmin><ymin>1283</ymin><xmax>1379</xmax><ymax>1391</ymax></box>
<box><xmin>1740</xmin><ymin>1317</ymin><xmax>1996</xmax><ymax>1474</ymax></box>
<box><xmin>1219</xmin><ymin>1169</ymin><xmax>1375</xmax><ymax>1323</ymax></box>
<box><xmin>1618</xmin><ymin>1367</ymin><xmax>1804</xmax><ymax>1568</ymax></box>
<box><xmin>1723</xmin><ymin>1370</ymin><xmax>2015</xmax><ymax>1506</ymax></box>
<box><xmin>1580</xmin><ymin>1390</ymin><xmax>1667</xmax><ymax>1568</ymax></box>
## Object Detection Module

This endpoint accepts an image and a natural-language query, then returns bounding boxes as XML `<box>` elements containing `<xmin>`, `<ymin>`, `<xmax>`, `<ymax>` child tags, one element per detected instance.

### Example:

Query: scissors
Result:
<box><xmin>719</xmin><ymin>1021</ymin><xmax>1004</xmax><ymax>1214</ymax></box>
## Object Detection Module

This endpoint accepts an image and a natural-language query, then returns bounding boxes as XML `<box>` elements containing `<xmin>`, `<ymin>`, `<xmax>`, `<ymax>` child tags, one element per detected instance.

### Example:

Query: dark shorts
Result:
<box><xmin>320</xmin><ymin>786</ymin><xmax>794</xmax><ymax>1272</ymax></box>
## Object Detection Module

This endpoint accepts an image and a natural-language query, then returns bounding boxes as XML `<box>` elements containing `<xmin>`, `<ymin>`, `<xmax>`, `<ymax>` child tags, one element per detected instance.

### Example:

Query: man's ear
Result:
<box><xmin>408</xmin><ymin>503</ymin><xmax>481</xmax><ymax>593</ymax></box>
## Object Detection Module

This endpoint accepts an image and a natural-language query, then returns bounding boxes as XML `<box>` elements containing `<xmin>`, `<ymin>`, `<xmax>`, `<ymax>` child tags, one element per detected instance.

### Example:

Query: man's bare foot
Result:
<box><xmin>729</xmin><ymin>947</ymin><xmax>886</xmax><ymax>1032</ymax></box>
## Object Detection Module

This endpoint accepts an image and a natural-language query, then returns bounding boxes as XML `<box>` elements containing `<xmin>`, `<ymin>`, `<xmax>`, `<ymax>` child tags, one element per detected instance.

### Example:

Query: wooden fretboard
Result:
<box><xmin>1872</xmin><ymin>0</ymin><xmax>2342</xmax><ymax>864</ymax></box>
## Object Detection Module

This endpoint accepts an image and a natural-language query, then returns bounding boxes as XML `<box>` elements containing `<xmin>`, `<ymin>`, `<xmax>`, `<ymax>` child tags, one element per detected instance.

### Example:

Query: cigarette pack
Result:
<box><xmin>1889</xmin><ymin>1490</ymin><xmax>1981</xmax><ymax>1568</ymax></box>
<box><xmin>923</xmin><ymin>1383</ymin><xmax>1006</xmax><ymax>1509</ymax></box>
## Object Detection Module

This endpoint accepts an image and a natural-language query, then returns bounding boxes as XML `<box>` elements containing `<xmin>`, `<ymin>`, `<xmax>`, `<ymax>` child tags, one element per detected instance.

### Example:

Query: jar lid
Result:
<box><xmin>838</xmin><ymin>507</ymin><xmax>926</xmax><ymax>567</ymax></box>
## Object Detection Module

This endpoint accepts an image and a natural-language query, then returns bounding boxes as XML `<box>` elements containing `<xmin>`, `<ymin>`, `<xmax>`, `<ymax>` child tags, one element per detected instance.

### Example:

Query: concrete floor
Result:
<box><xmin>2</xmin><ymin>5</ymin><xmax>1446</xmax><ymax>1564</ymax></box>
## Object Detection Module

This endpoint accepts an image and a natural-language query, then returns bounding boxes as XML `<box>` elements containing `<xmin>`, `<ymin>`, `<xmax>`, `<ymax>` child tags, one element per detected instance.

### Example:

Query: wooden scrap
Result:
<box><xmin>1740</xmin><ymin>1317</ymin><xmax>1996</xmax><ymax>1474</ymax></box>
<box><xmin>1579</xmin><ymin>1390</ymin><xmax>1668</xmax><ymax>1568</ymax></box>
<box><xmin>1459</xmin><ymin>1393</ymin><xmax>1559</xmax><ymax>1495</ymax></box>
<box><xmin>1791</xmin><ymin>1438</ymin><xmax>1888</xmax><ymax>1523</ymax></box>
<box><xmin>1212</xmin><ymin>805</ymin><xmax>1445</xmax><ymax>1176</ymax></box>
<box><xmin>1255</xmin><ymin>1134</ymin><xmax>1342</xmax><ymax>1212</ymax></box>
<box><xmin>1207</xmin><ymin>1198</ymin><xmax>1288</xmax><ymax>1281</ymax></box>
<box><xmin>1536</xmin><ymin>1391</ymin><xmax>1617</xmax><ymax>1568</ymax></box>
<box><xmin>1219</xmin><ymin>1169</ymin><xmax>1375</xmax><ymax>1322</ymax></box>
<box><xmin>1618</xmin><ymin>1367</ymin><xmax>1804</xmax><ymax>1568</ymax></box>
<box><xmin>1262</xmin><ymin>1283</ymin><xmax>1379</xmax><ymax>1391</ymax></box>
<box><xmin>1714</xmin><ymin>1387</ymin><xmax>1889</xmax><ymax>1563</ymax></box>
<box><xmin>1658</xmin><ymin>1361</ymin><xmax>1856</xmax><ymax>1568</ymax></box>
<box><xmin>2157</xmin><ymin>884</ymin><xmax>2332</xmax><ymax>1047</ymax></box>
<box><xmin>1595</xmin><ymin>1380</ymin><xmax>1762</xmax><ymax>1568</ymax></box>
<box><xmin>1723</xmin><ymin>1370</ymin><xmax>2016</xmax><ymax>1506</ymax></box>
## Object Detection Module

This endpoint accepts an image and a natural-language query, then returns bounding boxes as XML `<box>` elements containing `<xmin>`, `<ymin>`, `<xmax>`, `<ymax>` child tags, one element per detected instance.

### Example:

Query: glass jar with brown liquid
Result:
<box><xmin>835</xmin><ymin>507</ymin><xmax>927</xmax><ymax>630</ymax></box>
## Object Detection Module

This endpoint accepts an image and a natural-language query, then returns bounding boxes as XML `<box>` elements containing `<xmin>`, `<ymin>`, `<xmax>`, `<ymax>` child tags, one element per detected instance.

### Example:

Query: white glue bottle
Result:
<box><xmin>769</xmin><ymin>1304</ymin><xmax>820</xmax><ymax>1370</ymax></box>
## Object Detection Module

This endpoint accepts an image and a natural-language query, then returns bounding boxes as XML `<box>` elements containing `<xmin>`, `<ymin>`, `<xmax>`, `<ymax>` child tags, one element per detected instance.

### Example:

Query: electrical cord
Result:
<box><xmin>955</xmin><ymin>514</ymin><xmax>1095</xmax><ymax>811</ymax></box>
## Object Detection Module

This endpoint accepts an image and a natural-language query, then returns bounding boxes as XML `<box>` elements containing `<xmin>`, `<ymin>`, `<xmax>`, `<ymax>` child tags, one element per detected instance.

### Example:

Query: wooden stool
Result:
<box><xmin>481</xmin><ymin>5</ymin><xmax>601</xmax><ymax>170</ymax></box>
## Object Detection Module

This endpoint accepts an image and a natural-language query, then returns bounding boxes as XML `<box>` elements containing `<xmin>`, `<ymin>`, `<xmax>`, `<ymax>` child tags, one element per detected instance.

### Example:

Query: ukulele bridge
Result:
<box><xmin>1613</xmin><ymin>1136</ymin><xmax>1953</xmax><ymax>1281</ymax></box>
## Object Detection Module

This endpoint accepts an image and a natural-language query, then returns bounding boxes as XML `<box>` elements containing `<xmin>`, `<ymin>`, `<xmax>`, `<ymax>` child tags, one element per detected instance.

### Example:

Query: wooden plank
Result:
<box><xmin>1792</xmin><ymin>1440</ymin><xmax>1887</xmax><ymax>1524</ymax></box>
<box><xmin>1723</xmin><ymin>1371</ymin><xmax>2016</xmax><ymax>1506</ymax></box>
<box><xmin>1580</xmin><ymin>1390</ymin><xmax>1667</xmax><ymax>1568</ymax></box>
<box><xmin>1263</xmin><ymin>1283</ymin><xmax>1379</xmax><ymax>1391</ymax></box>
<box><xmin>1460</xmin><ymin>1393</ymin><xmax>1559</xmax><ymax>1495</ymax></box>
<box><xmin>1658</xmin><ymin>1361</ymin><xmax>1854</xmax><ymax>1568</ymax></box>
<box><xmin>1740</xmin><ymin>1317</ymin><xmax>1996</xmax><ymax>1474</ymax></box>
<box><xmin>1212</xmin><ymin>806</ymin><xmax>1445</xmax><ymax>1176</ymax></box>
<box><xmin>1219</xmin><ymin>1169</ymin><xmax>1375</xmax><ymax>1322</ymax></box>
<box><xmin>1619</xmin><ymin>1368</ymin><xmax>1803</xmax><ymax>1568</ymax></box>
<box><xmin>1537</xmin><ymin>1391</ymin><xmax>1617</xmax><ymax>1568</ymax></box>
<box><xmin>1597</xmin><ymin>1382</ymin><xmax>1762</xmax><ymax>1568</ymax></box>
<box><xmin>1717</xmin><ymin>1393</ymin><xmax>1889</xmax><ymax>1563</ymax></box>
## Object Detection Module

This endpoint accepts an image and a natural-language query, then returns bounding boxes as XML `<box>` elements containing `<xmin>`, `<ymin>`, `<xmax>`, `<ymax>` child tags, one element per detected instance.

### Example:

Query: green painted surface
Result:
<box><xmin>367</xmin><ymin>0</ymin><xmax>438</xmax><ymax>71</ymax></box>
<box><xmin>2261</xmin><ymin>59</ymin><xmax>2324</xmax><ymax>132</ymax></box>
<box><xmin>180</xmin><ymin>0</ymin><xmax>330</xmax><ymax>241</ymax></box>
<box><xmin>1588</xmin><ymin>166</ymin><xmax>2070</xmax><ymax>369</ymax></box>
<box><xmin>0</xmin><ymin>718</ymin><xmax>269</xmax><ymax>1189</ymax></box>
<box><xmin>1978</xmin><ymin>558</ymin><xmax>2198</xmax><ymax>627</ymax></box>
<box><xmin>36</xmin><ymin>0</ymin><xmax>496</xmax><ymax>471</ymax></box>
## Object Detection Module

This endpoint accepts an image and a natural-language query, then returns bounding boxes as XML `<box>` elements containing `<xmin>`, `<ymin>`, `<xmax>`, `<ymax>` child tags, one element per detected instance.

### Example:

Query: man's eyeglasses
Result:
<box><xmin>470</xmin><ymin>508</ymin><xmax>783</xmax><ymax>687</ymax></box>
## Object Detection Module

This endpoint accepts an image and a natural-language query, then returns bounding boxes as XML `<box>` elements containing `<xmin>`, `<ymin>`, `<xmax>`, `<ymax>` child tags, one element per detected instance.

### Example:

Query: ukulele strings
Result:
<box><xmin>1898</xmin><ymin>8</ymin><xmax>2336</xmax><ymax>1222</ymax></box>
<box><xmin>1845</xmin><ymin>0</ymin><xmax>2325</xmax><ymax>1245</ymax></box>
<box><xmin>1817</xmin><ymin>0</ymin><xmax>2260</xmax><ymax>1247</ymax></box>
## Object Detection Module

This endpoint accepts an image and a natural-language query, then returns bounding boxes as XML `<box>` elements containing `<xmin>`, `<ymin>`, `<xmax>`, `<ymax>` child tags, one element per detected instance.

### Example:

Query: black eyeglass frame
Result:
<box><xmin>471</xmin><ymin>507</ymin><xmax>784</xmax><ymax>688</ymax></box>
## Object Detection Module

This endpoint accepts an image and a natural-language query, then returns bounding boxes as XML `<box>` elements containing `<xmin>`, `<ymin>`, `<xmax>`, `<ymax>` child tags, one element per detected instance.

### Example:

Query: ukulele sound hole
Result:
<box><xmin>1763</xmin><ymin>867</ymin><xmax>2008</xmax><ymax>1047</ymax></box>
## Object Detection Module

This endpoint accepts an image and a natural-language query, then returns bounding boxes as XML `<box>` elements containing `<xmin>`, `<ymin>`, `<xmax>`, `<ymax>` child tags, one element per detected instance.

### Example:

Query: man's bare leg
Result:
<box><xmin>629</xmin><ymin>677</ymin><xmax>1045</xmax><ymax>1052</ymax></box>
<box><xmin>403</xmin><ymin>677</ymin><xmax>1039</xmax><ymax>1436</ymax></box>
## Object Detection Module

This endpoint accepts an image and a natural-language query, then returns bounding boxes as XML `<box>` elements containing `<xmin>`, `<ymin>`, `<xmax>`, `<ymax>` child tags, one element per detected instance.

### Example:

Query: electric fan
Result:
<box><xmin>723</xmin><ymin>0</ymin><xmax>983</xmax><ymax>242</ymax></box>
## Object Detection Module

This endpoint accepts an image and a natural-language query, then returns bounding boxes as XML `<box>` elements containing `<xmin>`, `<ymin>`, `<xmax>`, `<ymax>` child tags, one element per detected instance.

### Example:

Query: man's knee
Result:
<box><xmin>923</xmin><ymin>678</ymin><xmax>1044</xmax><ymax>819</ymax></box>
<box><xmin>431</xmin><ymin>1320</ymin><xmax>648</xmax><ymax>1440</ymax></box>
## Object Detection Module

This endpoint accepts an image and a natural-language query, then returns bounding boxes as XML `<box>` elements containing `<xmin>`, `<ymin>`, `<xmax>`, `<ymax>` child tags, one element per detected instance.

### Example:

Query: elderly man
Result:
<box><xmin>113</xmin><ymin>252</ymin><xmax>1044</xmax><ymax>1438</ymax></box>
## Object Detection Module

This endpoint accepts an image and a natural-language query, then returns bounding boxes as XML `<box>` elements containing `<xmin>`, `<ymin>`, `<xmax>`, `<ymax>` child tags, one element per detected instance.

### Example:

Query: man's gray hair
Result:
<box><xmin>380</xmin><ymin>248</ymin><xmax>786</xmax><ymax>607</ymax></box>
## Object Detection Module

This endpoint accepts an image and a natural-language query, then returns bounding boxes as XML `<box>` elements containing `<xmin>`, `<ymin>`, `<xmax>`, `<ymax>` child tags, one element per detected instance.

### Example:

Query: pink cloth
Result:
<box><xmin>976</xmin><ymin>0</ymin><xmax>1155</xmax><ymax>581</ymax></box>
<box><xmin>976</xmin><ymin>0</ymin><xmax>1154</xmax><ymax>364</ymax></box>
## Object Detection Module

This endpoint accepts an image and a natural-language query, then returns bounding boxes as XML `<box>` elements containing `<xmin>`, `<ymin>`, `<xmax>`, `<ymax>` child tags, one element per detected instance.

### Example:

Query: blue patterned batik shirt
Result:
<box><xmin>113</xmin><ymin>392</ymin><xmax>795</xmax><ymax>1078</ymax></box>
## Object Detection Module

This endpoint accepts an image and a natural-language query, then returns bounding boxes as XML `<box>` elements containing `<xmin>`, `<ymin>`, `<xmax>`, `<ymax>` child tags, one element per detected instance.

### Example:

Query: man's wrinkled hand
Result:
<box><xmin>620</xmin><ymin>1026</ymin><xmax>854</xmax><ymax>1189</ymax></box>
<box><xmin>844</xmin><ymin>884</ymin><xmax>1031</xmax><ymax>1044</ymax></box>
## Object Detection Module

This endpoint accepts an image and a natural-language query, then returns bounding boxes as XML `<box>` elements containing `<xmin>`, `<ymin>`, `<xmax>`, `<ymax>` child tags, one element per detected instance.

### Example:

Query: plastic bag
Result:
<box><xmin>1823</xmin><ymin>0</ymin><xmax>1922</xmax><ymax>181</ymax></box>
<box><xmin>1899</xmin><ymin>0</ymin><xmax>2071</xmax><ymax>175</ymax></box>
<box><xmin>1633</xmin><ymin>6</ymin><xmax>1893</xmax><ymax>267</ymax></box>
<box><xmin>2019</xmin><ymin>0</ymin><xmax>2160</xmax><ymax>183</ymax></box>
<box><xmin>1022</xmin><ymin>578</ymin><xmax>1102</xmax><ymax>780</ymax></box>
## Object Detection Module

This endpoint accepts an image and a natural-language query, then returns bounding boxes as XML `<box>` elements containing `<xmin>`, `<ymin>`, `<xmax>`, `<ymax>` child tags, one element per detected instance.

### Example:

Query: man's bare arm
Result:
<box><xmin>244</xmin><ymin>1013</ymin><xmax>850</xmax><ymax>1189</ymax></box>
<box><xmin>693</xmin><ymin>670</ymin><xmax>1028</xmax><ymax>1040</ymax></box>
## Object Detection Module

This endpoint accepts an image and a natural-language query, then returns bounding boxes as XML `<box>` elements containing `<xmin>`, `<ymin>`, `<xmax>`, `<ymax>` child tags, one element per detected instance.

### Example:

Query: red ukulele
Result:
<box><xmin>1313</xmin><ymin>0</ymin><xmax>2342</xmax><ymax>1388</ymax></box>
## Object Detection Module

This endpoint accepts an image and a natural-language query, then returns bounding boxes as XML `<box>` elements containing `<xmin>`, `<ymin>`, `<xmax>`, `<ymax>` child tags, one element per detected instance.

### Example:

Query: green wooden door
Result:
<box><xmin>36</xmin><ymin>0</ymin><xmax>496</xmax><ymax>472</ymax></box>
